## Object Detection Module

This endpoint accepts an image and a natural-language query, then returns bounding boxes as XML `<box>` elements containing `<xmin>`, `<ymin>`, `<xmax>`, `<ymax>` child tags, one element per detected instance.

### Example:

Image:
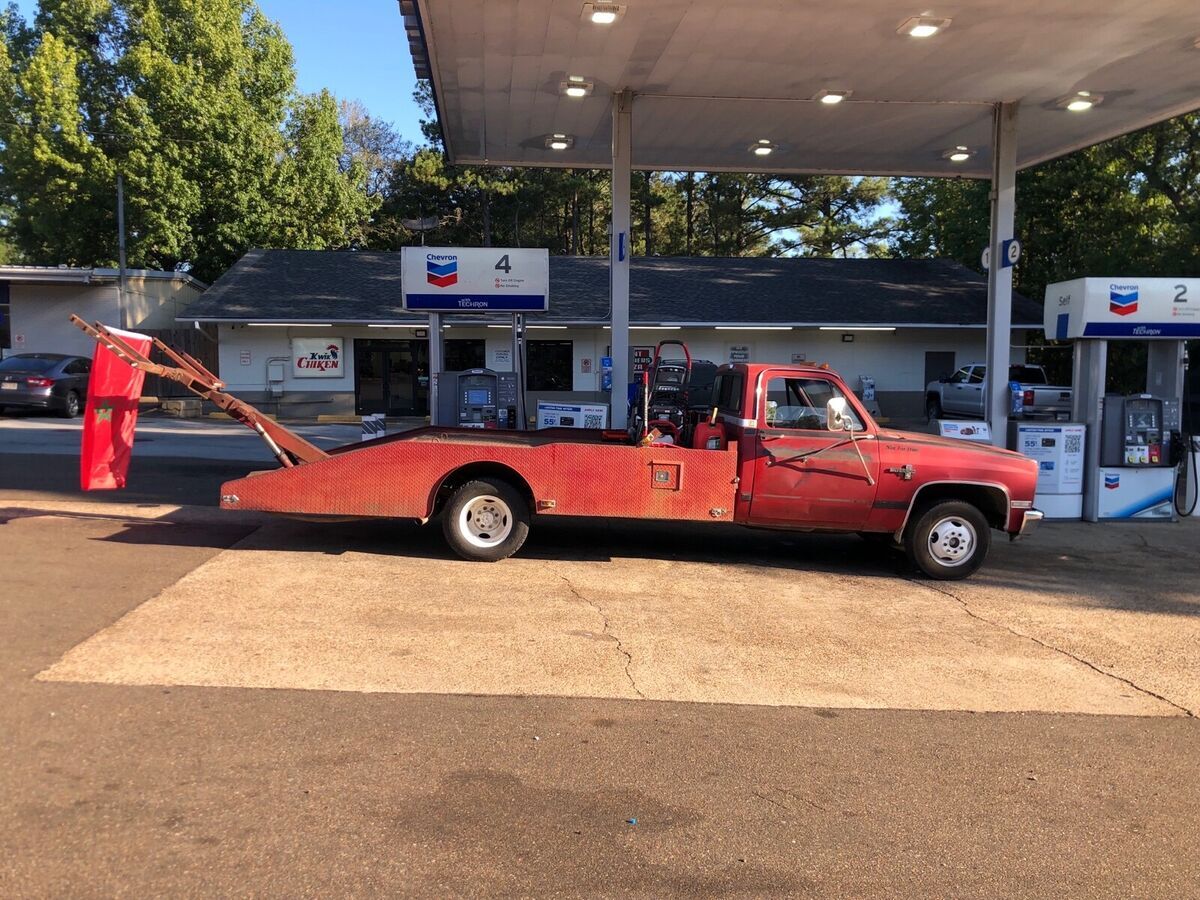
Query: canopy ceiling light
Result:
<box><xmin>714</xmin><ymin>326</ymin><xmax>793</xmax><ymax>331</ymax></box>
<box><xmin>248</xmin><ymin>323</ymin><xmax>329</xmax><ymax>327</ymax></box>
<box><xmin>943</xmin><ymin>145</ymin><xmax>974</xmax><ymax>162</ymax></box>
<box><xmin>561</xmin><ymin>76</ymin><xmax>594</xmax><ymax>98</ymax></box>
<box><xmin>545</xmin><ymin>133</ymin><xmax>575</xmax><ymax>150</ymax></box>
<box><xmin>750</xmin><ymin>139</ymin><xmax>776</xmax><ymax>156</ymax></box>
<box><xmin>1057</xmin><ymin>90</ymin><xmax>1102</xmax><ymax>111</ymax></box>
<box><xmin>815</xmin><ymin>89</ymin><xmax>851</xmax><ymax>105</ymax></box>
<box><xmin>582</xmin><ymin>2</ymin><xmax>623</xmax><ymax>25</ymax></box>
<box><xmin>818</xmin><ymin>326</ymin><xmax>897</xmax><ymax>331</ymax></box>
<box><xmin>897</xmin><ymin>15</ymin><xmax>951</xmax><ymax>38</ymax></box>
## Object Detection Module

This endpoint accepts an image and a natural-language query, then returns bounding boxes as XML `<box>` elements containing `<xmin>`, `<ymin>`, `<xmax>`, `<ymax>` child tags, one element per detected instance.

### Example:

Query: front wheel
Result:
<box><xmin>925</xmin><ymin>396</ymin><xmax>943</xmax><ymax>423</ymax></box>
<box><xmin>441</xmin><ymin>478</ymin><xmax>531</xmax><ymax>562</ymax></box>
<box><xmin>904</xmin><ymin>500</ymin><xmax>991</xmax><ymax>580</ymax></box>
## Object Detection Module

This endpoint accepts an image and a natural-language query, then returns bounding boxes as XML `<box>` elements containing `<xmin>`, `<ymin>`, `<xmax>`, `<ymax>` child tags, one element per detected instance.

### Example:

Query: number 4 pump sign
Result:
<box><xmin>400</xmin><ymin>247</ymin><xmax>549</xmax><ymax>313</ymax></box>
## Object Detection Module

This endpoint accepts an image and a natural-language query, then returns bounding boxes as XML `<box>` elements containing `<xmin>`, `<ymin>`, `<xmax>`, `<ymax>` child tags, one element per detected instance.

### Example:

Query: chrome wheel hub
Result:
<box><xmin>928</xmin><ymin>516</ymin><xmax>977</xmax><ymax>568</ymax></box>
<box><xmin>460</xmin><ymin>496</ymin><xmax>513</xmax><ymax>548</ymax></box>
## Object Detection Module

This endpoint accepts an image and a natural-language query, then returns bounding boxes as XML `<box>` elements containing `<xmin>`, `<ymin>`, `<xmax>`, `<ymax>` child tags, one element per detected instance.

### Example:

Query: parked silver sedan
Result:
<box><xmin>0</xmin><ymin>353</ymin><xmax>91</xmax><ymax>418</ymax></box>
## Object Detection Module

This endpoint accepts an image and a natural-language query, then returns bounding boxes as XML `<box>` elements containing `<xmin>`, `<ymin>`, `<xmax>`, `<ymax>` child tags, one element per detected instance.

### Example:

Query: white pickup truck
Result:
<box><xmin>926</xmin><ymin>364</ymin><xmax>1072</xmax><ymax>421</ymax></box>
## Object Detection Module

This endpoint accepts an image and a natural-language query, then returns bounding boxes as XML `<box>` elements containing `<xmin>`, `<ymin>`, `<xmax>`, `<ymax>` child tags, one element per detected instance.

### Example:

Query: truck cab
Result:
<box><xmin>713</xmin><ymin>363</ymin><xmax>1042</xmax><ymax>578</ymax></box>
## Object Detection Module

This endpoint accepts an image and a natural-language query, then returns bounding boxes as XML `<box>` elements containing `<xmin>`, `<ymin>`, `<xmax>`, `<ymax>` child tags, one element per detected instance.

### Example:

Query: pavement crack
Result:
<box><xmin>558</xmin><ymin>575</ymin><xmax>645</xmax><ymax>700</ymax></box>
<box><xmin>910</xmin><ymin>577</ymin><xmax>1195</xmax><ymax>717</ymax></box>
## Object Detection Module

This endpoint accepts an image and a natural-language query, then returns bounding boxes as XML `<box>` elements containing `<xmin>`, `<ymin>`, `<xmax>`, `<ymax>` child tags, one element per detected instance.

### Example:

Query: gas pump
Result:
<box><xmin>435</xmin><ymin>368</ymin><xmax>519</xmax><ymax>429</ymax></box>
<box><xmin>1044</xmin><ymin>277</ymin><xmax>1199</xmax><ymax>521</ymax></box>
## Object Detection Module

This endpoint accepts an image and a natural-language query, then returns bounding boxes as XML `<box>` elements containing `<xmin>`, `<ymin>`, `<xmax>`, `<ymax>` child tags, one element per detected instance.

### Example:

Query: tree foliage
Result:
<box><xmin>0</xmin><ymin>0</ymin><xmax>373</xmax><ymax>281</ymax></box>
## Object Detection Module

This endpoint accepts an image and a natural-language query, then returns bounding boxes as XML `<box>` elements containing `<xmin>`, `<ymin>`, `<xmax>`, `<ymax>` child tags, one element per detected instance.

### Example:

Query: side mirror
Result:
<box><xmin>826</xmin><ymin>397</ymin><xmax>851</xmax><ymax>432</ymax></box>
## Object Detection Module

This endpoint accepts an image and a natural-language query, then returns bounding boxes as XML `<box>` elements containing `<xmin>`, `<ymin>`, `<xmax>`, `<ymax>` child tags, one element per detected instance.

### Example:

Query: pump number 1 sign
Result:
<box><xmin>401</xmin><ymin>247</ymin><xmax>549</xmax><ymax>312</ymax></box>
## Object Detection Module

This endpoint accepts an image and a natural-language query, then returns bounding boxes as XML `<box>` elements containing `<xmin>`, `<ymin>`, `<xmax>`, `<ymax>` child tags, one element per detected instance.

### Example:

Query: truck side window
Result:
<box><xmin>968</xmin><ymin>367</ymin><xmax>985</xmax><ymax>384</ymax></box>
<box><xmin>713</xmin><ymin>371</ymin><xmax>744</xmax><ymax>416</ymax></box>
<box><xmin>763</xmin><ymin>376</ymin><xmax>861</xmax><ymax>431</ymax></box>
<box><xmin>949</xmin><ymin>367</ymin><xmax>971</xmax><ymax>384</ymax></box>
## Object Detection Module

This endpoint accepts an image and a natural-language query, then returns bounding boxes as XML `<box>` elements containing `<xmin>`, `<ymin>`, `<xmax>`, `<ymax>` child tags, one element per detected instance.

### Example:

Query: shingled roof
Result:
<box><xmin>182</xmin><ymin>249</ymin><xmax>1041</xmax><ymax>327</ymax></box>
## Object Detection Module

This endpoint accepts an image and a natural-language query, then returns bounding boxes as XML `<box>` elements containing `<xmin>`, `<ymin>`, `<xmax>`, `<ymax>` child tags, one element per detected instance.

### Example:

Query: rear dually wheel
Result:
<box><xmin>441</xmin><ymin>478</ymin><xmax>531</xmax><ymax>562</ymax></box>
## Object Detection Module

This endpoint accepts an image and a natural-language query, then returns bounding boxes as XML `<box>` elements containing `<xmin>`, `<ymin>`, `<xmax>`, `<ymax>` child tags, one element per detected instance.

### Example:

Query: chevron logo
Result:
<box><xmin>1109</xmin><ymin>285</ymin><xmax>1138</xmax><ymax>316</ymax></box>
<box><xmin>426</xmin><ymin>256</ymin><xmax>458</xmax><ymax>288</ymax></box>
<box><xmin>1104</xmin><ymin>473</ymin><xmax>1120</xmax><ymax>490</ymax></box>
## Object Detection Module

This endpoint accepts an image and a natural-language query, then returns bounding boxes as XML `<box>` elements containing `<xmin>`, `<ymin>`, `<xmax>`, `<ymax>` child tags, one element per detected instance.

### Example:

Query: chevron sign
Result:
<box><xmin>426</xmin><ymin>255</ymin><xmax>458</xmax><ymax>288</ymax></box>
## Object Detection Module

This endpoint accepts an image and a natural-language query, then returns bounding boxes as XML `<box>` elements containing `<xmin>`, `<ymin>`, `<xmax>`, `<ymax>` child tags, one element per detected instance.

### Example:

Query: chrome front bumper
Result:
<box><xmin>1012</xmin><ymin>509</ymin><xmax>1044</xmax><ymax>541</ymax></box>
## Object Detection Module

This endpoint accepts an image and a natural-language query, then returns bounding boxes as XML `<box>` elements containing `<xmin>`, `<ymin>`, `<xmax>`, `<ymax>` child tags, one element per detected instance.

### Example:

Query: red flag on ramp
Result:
<box><xmin>80</xmin><ymin>327</ymin><xmax>153</xmax><ymax>490</ymax></box>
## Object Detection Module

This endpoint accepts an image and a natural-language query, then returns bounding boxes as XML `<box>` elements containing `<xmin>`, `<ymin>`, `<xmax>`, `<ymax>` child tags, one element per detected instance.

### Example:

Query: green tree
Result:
<box><xmin>0</xmin><ymin>0</ymin><xmax>372</xmax><ymax>282</ymax></box>
<box><xmin>889</xmin><ymin>112</ymin><xmax>1200</xmax><ymax>388</ymax></box>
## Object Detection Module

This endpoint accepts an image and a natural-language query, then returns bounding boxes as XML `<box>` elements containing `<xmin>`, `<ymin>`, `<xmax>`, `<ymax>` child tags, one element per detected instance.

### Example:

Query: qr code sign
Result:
<box><xmin>1064</xmin><ymin>433</ymin><xmax>1082</xmax><ymax>455</ymax></box>
<box><xmin>583</xmin><ymin>414</ymin><xmax>604</xmax><ymax>429</ymax></box>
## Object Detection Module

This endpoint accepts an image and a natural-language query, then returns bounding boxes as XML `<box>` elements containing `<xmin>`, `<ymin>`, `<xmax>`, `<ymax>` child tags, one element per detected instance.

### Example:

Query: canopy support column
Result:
<box><xmin>610</xmin><ymin>89</ymin><xmax>633</xmax><ymax>429</ymax></box>
<box><xmin>985</xmin><ymin>101</ymin><xmax>1019</xmax><ymax>442</ymax></box>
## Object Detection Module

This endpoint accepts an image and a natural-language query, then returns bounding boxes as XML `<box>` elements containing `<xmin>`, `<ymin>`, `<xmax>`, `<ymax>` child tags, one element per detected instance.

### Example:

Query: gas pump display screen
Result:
<box><xmin>467</xmin><ymin>389</ymin><xmax>490</xmax><ymax>404</ymax></box>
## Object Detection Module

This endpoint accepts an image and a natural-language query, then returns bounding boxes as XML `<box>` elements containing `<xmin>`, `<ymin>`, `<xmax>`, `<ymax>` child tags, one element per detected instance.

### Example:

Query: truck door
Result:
<box><xmin>748</xmin><ymin>372</ymin><xmax>880</xmax><ymax>529</ymax></box>
<box><xmin>964</xmin><ymin>365</ymin><xmax>986</xmax><ymax>417</ymax></box>
<box><xmin>942</xmin><ymin>366</ymin><xmax>973</xmax><ymax>415</ymax></box>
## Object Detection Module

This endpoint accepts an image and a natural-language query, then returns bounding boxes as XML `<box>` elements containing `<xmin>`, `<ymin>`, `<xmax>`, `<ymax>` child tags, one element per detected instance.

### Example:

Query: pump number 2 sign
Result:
<box><xmin>401</xmin><ymin>247</ymin><xmax>549</xmax><ymax>312</ymax></box>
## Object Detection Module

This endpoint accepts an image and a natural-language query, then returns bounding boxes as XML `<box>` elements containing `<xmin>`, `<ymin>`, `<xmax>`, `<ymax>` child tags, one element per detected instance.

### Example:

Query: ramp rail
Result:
<box><xmin>71</xmin><ymin>315</ymin><xmax>329</xmax><ymax>467</ymax></box>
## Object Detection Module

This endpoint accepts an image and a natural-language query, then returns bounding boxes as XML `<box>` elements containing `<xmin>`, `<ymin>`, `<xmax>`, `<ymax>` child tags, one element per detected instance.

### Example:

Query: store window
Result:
<box><xmin>445</xmin><ymin>338</ymin><xmax>485</xmax><ymax>371</ymax></box>
<box><xmin>526</xmin><ymin>340</ymin><xmax>573</xmax><ymax>391</ymax></box>
<box><xmin>0</xmin><ymin>282</ymin><xmax>10</xmax><ymax>350</ymax></box>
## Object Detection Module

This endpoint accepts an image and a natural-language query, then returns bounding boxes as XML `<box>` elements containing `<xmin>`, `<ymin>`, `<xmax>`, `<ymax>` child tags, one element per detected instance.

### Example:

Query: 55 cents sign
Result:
<box><xmin>401</xmin><ymin>247</ymin><xmax>549</xmax><ymax>312</ymax></box>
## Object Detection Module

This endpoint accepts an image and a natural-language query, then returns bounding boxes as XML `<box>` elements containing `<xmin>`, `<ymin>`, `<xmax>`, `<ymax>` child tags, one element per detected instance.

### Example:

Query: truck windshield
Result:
<box><xmin>763</xmin><ymin>376</ymin><xmax>862</xmax><ymax>431</ymax></box>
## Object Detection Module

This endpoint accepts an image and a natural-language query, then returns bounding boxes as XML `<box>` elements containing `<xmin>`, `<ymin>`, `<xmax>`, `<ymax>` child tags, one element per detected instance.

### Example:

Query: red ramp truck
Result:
<box><xmin>76</xmin><ymin>319</ymin><xmax>1042</xmax><ymax>581</ymax></box>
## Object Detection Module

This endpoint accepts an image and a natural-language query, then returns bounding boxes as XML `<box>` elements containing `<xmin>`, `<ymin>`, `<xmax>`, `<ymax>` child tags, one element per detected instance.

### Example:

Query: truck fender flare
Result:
<box><xmin>429</xmin><ymin>462</ymin><xmax>535</xmax><ymax>521</ymax></box>
<box><xmin>894</xmin><ymin>480</ymin><xmax>1012</xmax><ymax>538</ymax></box>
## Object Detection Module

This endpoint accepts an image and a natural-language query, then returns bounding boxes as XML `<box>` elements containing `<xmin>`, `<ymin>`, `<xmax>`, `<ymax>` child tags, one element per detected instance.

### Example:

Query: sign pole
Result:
<box><xmin>513</xmin><ymin>312</ymin><xmax>526</xmax><ymax>429</ymax></box>
<box><xmin>985</xmin><ymin>101</ymin><xmax>1019</xmax><ymax>442</ymax></box>
<box><xmin>609</xmin><ymin>89</ymin><xmax>633</xmax><ymax>429</ymax></box>
<box><xmin>428</xmin><ymin>312</ymin><xmax>442</xmax><ymax>423</ymax></box>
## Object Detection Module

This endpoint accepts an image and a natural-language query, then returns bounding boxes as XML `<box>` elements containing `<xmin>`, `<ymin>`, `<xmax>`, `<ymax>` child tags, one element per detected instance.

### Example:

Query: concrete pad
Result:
<box><xmin>38</xmin><ymin>515</ymin><xmax>1180</xmax><ymax>716</ymax></box>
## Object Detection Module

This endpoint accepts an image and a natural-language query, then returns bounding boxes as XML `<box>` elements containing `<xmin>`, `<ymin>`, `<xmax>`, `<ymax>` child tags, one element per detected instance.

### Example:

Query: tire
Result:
<box><xmin>904</xmin><ymin>500</ymin><xmax>991</xmax><ymax>581</ymax></box>
<box><xmin>61</xmin><ymin>390</ymin><xmax>81</xmax><ymax>419</ymax></box>
<box><xmin>925</xmin><ymin>395</ymin><xmax>943</xmax><ymax>423</ymax></box>
<box><xmin>441</xmin><ymin>478</ymin><xmax>530</xmax><ymax>562</ymax></box>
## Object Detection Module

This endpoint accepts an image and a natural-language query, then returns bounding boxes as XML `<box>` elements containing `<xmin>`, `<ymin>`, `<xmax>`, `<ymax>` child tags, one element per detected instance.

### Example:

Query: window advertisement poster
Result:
<box><xmin>630</xmin><ymin>346</ymin><xmax>654</xmax><ymax>379</ymax></box>
<box><xmin>292</xmin><ymin>337</ymin><xmax>344</xmax><ymax>378</ymax></box>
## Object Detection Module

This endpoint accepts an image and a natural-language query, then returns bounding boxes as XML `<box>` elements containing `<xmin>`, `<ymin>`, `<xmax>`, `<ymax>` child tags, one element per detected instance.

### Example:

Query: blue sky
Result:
<box><xmin>13</xmin><ymin>0</ymin><xmax>427</xmax><ymax>141</ymax></box>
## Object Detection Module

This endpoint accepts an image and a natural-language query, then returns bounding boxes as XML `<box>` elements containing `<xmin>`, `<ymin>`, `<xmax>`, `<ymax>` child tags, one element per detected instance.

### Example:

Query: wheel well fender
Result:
<box><xmin>431</xmin><ymin>462</ymin><xmax>535</xmax><ymax>518</ymax></box>
<box><xmin>898</xmin><ymin>482</ymin><xmax>1010</xmax><ymax>535</ymax></box>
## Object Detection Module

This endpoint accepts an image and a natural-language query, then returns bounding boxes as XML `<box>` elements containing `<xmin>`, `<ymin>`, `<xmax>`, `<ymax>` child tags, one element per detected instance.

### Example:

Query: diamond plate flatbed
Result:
<box><xmin>221</xmin><ymin>427</ymin><xmax>740</xmax><ymax>523</ymax></box>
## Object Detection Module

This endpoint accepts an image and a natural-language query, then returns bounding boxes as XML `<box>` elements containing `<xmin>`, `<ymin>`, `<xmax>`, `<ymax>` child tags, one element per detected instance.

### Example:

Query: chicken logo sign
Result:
<box><xmin>426</xmin><ymin>254</ymin><xmax>458</xmax><ymax>288</ymax></box>
<box><xmin>292</xmin><ymin>337</ymin><xmax>344</xmax><ymax>378</ymax></box>
<box><xmin>1109</xmin><ymin>284</ymin><xmax>1139</xmax><ymax>316</ymax></box>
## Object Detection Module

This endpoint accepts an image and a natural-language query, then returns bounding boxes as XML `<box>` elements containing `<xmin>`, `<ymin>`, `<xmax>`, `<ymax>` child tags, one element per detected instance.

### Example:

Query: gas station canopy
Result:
<box><xmin>403</xmin><ymin>0</ymin><xmax>1200</xmax><ymax>177</ymax></box>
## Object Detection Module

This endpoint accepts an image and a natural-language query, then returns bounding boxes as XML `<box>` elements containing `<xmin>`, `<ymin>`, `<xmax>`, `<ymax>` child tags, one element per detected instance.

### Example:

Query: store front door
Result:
<box><xmin>355</xmin><ymin>340</ymin><xmax>430</xmax><ymax>416</ymax></box>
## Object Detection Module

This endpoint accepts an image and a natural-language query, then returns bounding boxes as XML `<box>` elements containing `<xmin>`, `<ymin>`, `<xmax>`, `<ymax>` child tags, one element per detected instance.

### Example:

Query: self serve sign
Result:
<box><xmin>401</xmin><ymin>247</ymin><xmax>549</xmax><ymax>312</ymax></box>
<box><xmin>1045</xmin><ymin>277</ymin><xmax>1200</xmax><ymax>339</ymax></box>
